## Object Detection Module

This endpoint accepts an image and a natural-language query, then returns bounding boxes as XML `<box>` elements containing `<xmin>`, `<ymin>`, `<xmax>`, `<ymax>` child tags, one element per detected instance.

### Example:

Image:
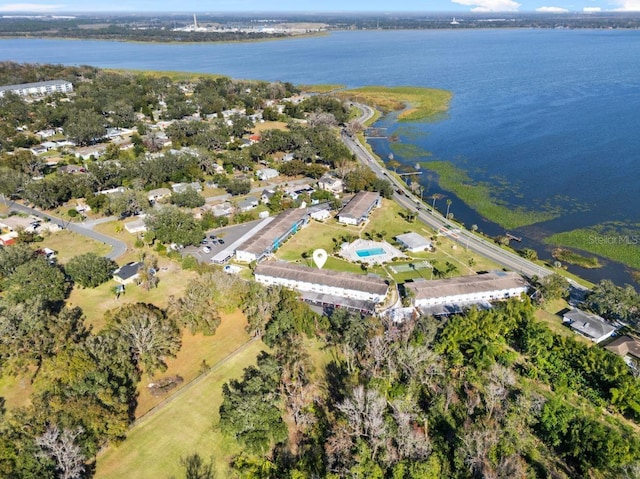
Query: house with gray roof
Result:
<box><xmin>395</xmin><ymin>232</ymin><xmax>432</xmax><ymax>253</ymax></box>
<box><xmin>113</xmin><ymin>262</ymin><xmax>143</xmax><ymax>285</ymax></box>
<box><xmin>563</xmin><ymin>308</ymin><xmax>616</xmax><ymax>344</ymax></box>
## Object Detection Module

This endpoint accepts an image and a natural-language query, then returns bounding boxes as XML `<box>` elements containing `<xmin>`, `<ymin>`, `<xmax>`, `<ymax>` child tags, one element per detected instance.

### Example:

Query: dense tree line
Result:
<box><xmin>218</xmin><ymin>294</ymin><xmax>640</xmax><ymax>478</ymax></box>
<box><xmin>0</xmin><ymin>258</ymin><xmax>250</xmax><ymax>477</ymax></box>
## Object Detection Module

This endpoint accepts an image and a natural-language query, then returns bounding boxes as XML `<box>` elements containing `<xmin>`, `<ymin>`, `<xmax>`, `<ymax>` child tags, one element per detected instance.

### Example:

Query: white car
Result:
<box><xmin>202</xmin><ymin>246</ymin><xmax>211</xmax><ymax>254</ymax></box>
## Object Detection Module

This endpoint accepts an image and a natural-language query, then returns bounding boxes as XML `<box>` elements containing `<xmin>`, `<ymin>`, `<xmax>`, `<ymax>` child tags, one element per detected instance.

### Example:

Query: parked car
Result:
<box><xmin>219</xmin><ymin>239</ymin><xmax>225</xmax><ymax>244</ymax></box>
<box><xmin>202</xmin><ymin>246</ymin><xmax>211</xmax><ymax>253</ymax></box>
<box><xmin>209</xmin><ymin>234</ymin><xmax>217</xmax><ymax>239</ymax></box>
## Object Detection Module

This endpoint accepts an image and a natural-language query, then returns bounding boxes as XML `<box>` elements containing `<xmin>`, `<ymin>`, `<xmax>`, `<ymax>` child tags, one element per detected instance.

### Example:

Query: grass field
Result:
<box><xmin>105</xmin><ymin>68</ymin><xmax>225</xmax><ymax>82</ymax></box>
<box><xmin>252</xmin><ymin>120</ymin><xmax>289</xmax><ymax>132</ymax></box>
<box><xmin>68</xmin><ymin>260</ymin><xmax>196</xmax><ymax>331</ymax></box>
<box><xmin>0</xmin><ymin>368</ymin><xmax>34</xmax><ymax>410</ymax></box>
<box><xmin>273</xmin><ymin>200</ymin><xmax>500</xmax><ymax>282</ymax></box>
<box><xmin>552</xmin><ymin>248</ymin><xmax>601</xmax><ymax>269</ymax></box>
<box><xmin>337</xmin><ymin>86</ymin><xmax>452</xmax><ymax>121</ymax></box>
<box><xmin>299</xmin><ymin>84</ymin><xmax>345</xmax><ymax>93</ymax></box>
<box><xmin>39</xmin><ymin>230</ymin><xmax>111</xmax><ymax>263</ymax></box>
<box><xmin>95</xmin><ymin>339</ymin><xmax>266</xmax><ymax>479</ymax></box>
<box><xmin>134</xmin><ymin>310</ymin><xmax>251</xmax><ymax>418</ymax></box>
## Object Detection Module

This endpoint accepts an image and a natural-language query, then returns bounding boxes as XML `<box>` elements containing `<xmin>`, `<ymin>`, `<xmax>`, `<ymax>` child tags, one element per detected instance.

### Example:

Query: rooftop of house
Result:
<box><xmin>563</xmin><ymin>309</ymin><xmax>616</xmax><ymax>340</ymax></box>
<box><xmin>395</xmin><ymin>232</ymin><xmax>432</xmax><ymax>250</ymax></box>
<box><xmin>338</xmin><ymin>191</ymin><xmax>380</xmax><ymax>220</ymax></box>
<box><xmin>606</xmin><ymin>335</ymin><xmax>640</xmax><ymax>359</ymax></box>
<box><xmin>255</xmin><ymin>260</ymin><xmax>389</xmax><ymax>296</ymax></box>
<box><xmin>113</xmin><ymin>261</ymin><xmax>143</xmax><ymax>281</ymax></box>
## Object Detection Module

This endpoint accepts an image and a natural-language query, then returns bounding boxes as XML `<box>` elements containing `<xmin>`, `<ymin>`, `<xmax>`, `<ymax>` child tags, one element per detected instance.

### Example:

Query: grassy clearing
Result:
<box><xmin>337</xmin><ymin>86</ymin><xmax>452</xmax><ymax>121</ymax></box>
<box><xmin>39</xmin><ymin>230</ymin><xmax>111</xmax><ymax>263</ymax></box>
<box><xmin>135</xmin><ymin>310</ymin><xmax>250</xmax><ymax>417</ymax></box>
<box><xmin>552</xmin><ymin>248</ymin><xmax>601</xmax><ymax>269</ymax></box>
<box><xmin>273</xmin><ymin>200</ymin><xmax>500</xmax><ymax>282</ymax></box>
<box><xmin>534</xmin><ymin>299</ymin><xmax>592</xmax><ymax>345</ymax></box>
<box><xmin>68</xmin><ymin>261</ymin><xmax>196</xmax><ymax>331</ymax></box>
<box><xmin>252</xmin><ymin>120</ymin><xmax>289</xmax><ymax>133</ymax></box>
<box><xmin>95</xmin><ymin>340</ymin><xmax>265</xmax><ymax>479</ymax></box>
<box><xmin>545</xmin><ymin>222</ymin><xmax>640</xmax><ymax>270</ymax></box>
<box><xmin>0</xmin><ymin>368</ymin><xmax>34</xmax><ymax>410</ymax></box>
<box><xmin>105</xmin><ymin>68</ymin><xmax>225</xmax><ymax>82</ymax></box>
<box><xmin>299</xmin><ymin>84</ymin><xmax>345</xmax><ymax>93</ymax></box>
<box><xmin>423</xmin><ymin>161</ymin><xmax>559</xmax><ymax>229</ymax></box>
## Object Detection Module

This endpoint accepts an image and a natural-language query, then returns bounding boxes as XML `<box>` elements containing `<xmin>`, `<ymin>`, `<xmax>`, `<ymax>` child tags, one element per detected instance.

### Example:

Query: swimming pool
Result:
<box><xmin>356</xmin><ymin>247</ymin><xmax>385</xmax><ymax>258</ymax></box>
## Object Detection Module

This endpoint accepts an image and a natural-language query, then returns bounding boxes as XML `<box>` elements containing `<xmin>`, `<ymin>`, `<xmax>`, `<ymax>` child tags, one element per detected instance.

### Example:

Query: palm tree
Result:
<box><xmin>445</xmin><ymin>199</ymin><xmax>452</xmax><ymax>219</ymax></box>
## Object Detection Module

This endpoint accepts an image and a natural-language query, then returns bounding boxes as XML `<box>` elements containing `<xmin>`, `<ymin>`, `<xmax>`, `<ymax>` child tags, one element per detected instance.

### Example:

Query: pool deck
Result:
<box><xmin>340</xmin><ymin>239</ymin><xmax>405</xmax><ymax>265</ymax></box>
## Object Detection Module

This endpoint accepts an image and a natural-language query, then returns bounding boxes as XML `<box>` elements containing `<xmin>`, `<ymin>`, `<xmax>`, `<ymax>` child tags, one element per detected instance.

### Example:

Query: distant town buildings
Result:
<box><xmin>0</xmin><ymin>79</ymin><xmax>73</xmax><ymax>98</ymax></box>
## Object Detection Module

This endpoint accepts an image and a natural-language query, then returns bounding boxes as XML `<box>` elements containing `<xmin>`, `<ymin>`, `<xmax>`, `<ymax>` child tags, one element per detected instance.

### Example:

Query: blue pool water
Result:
<box><xmin>356</xmin><ymin>248</ymin><xmax>386</xmax><ymax>258</ymax></box>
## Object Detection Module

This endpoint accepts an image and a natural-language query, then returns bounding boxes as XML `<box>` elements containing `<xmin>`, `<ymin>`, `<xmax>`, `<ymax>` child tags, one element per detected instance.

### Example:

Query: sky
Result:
<box><xmin>1</xmin><ymin>0</ymin><xmax>639</xmax><ymax>14</ymax></box>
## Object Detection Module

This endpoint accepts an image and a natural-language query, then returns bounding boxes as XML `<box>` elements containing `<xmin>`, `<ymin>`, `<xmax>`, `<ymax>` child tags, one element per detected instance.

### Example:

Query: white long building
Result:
<box><xmin>405</xmin><ymin>271</ymin><xmax>529</xmax><ymax>309</ymax></box>
<box><xmin>254</xmin><ymin>261</ymin><xmax>389</xmax><ymax>304</ymax></box>
<box><xmin>0</xmin><ymin>80</ymin><xmax>73</xmax><ymax>98</ymax></box>
<box><xmin>235</xmin><ymin>208</ymin><xmax>310</xmax><ymax>263</ymax></box>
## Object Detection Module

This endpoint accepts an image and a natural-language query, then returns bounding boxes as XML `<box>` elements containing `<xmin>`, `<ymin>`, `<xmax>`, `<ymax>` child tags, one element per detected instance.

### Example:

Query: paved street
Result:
<box><xmin>3</xmin><ymin>200</ymin><xmax>127</xmax><ymax>260</ymax></box>
<box><xmin>344</xmin><ymin>103</ymin><xmax>553</xmax><ymax>280</ymax></box>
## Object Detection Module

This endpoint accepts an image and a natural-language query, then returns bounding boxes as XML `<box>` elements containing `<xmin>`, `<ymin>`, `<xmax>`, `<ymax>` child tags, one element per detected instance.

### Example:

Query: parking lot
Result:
<box><xmin>181</xmin><ymin>219</ymin><xmax>265</xmax><ymax>264</ymax></box>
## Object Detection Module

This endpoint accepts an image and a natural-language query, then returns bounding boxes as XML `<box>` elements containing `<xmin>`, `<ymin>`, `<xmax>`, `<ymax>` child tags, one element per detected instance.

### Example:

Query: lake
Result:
<box><xmin>2</xmin><ymin>30</ymin><xmax>639</xmax><ymax>285</ymax></box>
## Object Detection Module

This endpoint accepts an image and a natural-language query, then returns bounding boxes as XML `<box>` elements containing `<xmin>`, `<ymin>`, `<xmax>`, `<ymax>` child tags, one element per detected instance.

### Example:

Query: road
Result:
<box><xmin>3</xmin><ymin>200</ymin><xmax>127</xmax><ymax>260</ymax></box>
<box><xmin>345</xmin><ymin>102</ymin><xmax>552</xmax><ymax>280</ymax></box>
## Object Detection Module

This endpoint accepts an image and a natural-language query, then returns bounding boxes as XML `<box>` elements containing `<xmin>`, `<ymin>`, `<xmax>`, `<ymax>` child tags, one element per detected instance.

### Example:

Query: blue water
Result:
<box><xmin>1</xmin><ymin>30</ymin><xmax>639</xmax><ymax>284</ymax></box>
<box><xmin>356</xmin><ymin>247</ymin><xmax>386</xmax><ymax>258</ymax></box>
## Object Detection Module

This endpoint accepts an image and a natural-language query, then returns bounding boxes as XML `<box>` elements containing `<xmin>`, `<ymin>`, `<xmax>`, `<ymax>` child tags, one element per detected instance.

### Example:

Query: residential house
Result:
<box><xmin>124</xmin><ymin>218</ymin><xmax>147</xmax><ymax>234</ymax></box>
<box><xmin>261</xmin><ymin>188</ymin><xmax>277</xmax><ymax>204</ymax></box>
<box><xmin>113</xmin><ymin>262</ymin><xmax>143</xmax><ymax>285</ymax></box>
<box><xmin>605</xmin><ymin>335</ymin><xmax>640</xmax><ymax>366</ymax></box>
<box><xmin>58</xmin><ymin>164</ymin><xmax>86</xmax><ymax>174</ymax></box>
<box><xmin>337</xmin><ymin>191</ymin><xmax>381</xmax><ymax>226</ymax></box>
<box><xmin>256</xmin><ymin>168</ymin><xmax>279</xmax><ymax>181</ymax></box>
<box><xmin>171</xmin><ymin>182</ymin><xmax>202</xmax><ymax>194</ymax></box>
<box><xmin>563</xmin><ymin>308</ymin><xmax>616</xmax><ymax>344</ymax></box>
<box><xmin>147</xmin><ymin>188</ymin><xmax>172</xmax><ymax>204</ymax></box>
<box><xmin>238</xmin><ymin>196</ymin><xmax>259</xmax><ymax>212</ymax></box>
<box><xmin>318</xmin><ymin>173</ymin><xmax>344</xmax><ymax>194</ymax></box>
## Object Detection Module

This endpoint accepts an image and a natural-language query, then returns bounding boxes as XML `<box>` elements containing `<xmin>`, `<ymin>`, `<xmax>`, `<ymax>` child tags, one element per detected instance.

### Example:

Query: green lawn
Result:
<box><xmin>40</xmin><ymin>230</ymin><xmax>111</xmax><ymax>263</ymax></box>
<box><xmin>337</xmin><ymin>86</ymin><xmax>452</xmax><ymax>121</ymax></box>
<box><xmin>95</xmin><ymin>339</ymin><xmax>266</xmax><ymax>479</ymax></box>
<box><xmin>273</xmin><ymin>199</ymin><xmax>501</xmax><ymax>282</ymax></box>
<box><xmin>134</xmin><ymin>310</ymin><xmax>251</xmax><ymax>418</ymax></box>
<box><xmin>68</xmin><ymin>260</ymin><xmax>197</xmax><ymax>331</ymax></box>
